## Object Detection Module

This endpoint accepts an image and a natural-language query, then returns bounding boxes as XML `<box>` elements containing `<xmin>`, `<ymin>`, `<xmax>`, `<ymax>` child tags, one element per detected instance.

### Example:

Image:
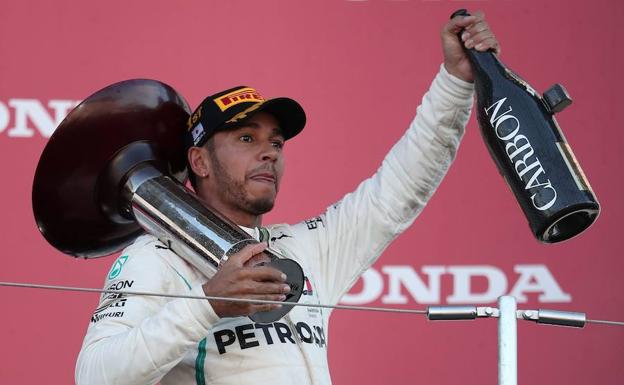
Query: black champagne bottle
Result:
<box><xmin>451</xmin><ymin>9</ymin><xmax>599</xmax><ymax>243</ymax></box>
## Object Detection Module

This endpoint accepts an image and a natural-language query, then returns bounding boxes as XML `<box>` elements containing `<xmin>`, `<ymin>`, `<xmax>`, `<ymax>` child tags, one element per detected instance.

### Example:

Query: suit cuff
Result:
<box><xmin>435</xmin><ymin>63</ymin><xmax>474</xmax><ymax>106</ymax></box>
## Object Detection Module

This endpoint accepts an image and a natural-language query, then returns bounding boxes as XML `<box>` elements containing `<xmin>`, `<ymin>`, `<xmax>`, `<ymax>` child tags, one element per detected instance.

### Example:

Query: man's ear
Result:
<box><xmin>188</xmin><ymin>147</ymin><xmax>210</xmax><ymax>179</ymax></box>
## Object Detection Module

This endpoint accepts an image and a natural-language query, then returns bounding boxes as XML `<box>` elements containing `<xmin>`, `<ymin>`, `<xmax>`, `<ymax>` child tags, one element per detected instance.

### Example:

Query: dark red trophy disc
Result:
<box><xmin>32</xmin><ymin>80</ymin><xmax>191</xmax><ymax>258</ymax></box>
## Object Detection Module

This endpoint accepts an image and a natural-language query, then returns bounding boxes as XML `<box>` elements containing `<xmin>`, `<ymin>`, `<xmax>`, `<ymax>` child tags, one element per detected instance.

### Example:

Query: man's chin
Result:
<box><xmin>247</xmin><ymin>196</ymin><xmax>276</xmax><ymax>215</ymax></box>
<box><xmin>246</xmin><ymin>184</ymin><xmax>277</xmax><ymax>213</ymax></box>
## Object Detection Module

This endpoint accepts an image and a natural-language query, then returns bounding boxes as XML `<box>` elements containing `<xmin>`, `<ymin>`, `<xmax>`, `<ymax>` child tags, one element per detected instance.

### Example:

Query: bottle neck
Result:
<box><xmin>465</xmin><ymin>49</ymin><xmax>506</xmax><ymax>81</ymax></box>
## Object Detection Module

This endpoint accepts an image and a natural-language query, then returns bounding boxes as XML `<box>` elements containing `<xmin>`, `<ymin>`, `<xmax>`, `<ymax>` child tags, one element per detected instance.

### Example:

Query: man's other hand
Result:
<box><xmin>441</xmin><ymin>11</ymin><xmax>501</xmax><ymax>82</ymax></box>
<box><xmin>202</xmin><ymin>242</ymin><xmax>290</xmax><ymax>318</ymax></box>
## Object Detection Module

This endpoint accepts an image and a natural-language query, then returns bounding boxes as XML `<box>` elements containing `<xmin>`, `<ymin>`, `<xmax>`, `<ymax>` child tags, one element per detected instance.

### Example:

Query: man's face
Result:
<box><xmin>204</xmin><ymin>111</ymin><xmax>285</xmax><ymax>216</ymax></box>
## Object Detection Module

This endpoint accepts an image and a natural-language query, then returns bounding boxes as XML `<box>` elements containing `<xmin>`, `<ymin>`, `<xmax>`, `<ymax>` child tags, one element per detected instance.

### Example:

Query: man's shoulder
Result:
<box><xmin>121</xmin><ymin>234</ymin><xmax>174</xmax><ymax>261</ymax></box>
<box><xmin>265</xmin><ymin>214</ymin><xmax>329</xmax><ymax>253</ymax></box>
<box><xmin>110</xmin><ymin>234</ymin><xmax>187</xmax><ymax>278</ymax></box>
<box><xmin>103</xmin><ymin>234</ymin><xmax>200</xmax><ymax>292</ymax></box>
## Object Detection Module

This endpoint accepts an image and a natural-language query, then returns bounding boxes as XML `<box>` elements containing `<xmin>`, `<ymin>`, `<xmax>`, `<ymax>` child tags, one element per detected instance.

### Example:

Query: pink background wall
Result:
<box><xmin>1</xmin><ymin>0</ymin><xmax>622</xmax><ymax>384</ymax></box>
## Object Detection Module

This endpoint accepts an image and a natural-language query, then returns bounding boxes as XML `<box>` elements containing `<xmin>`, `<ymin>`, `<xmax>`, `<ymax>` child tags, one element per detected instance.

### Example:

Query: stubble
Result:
<box><xmin>208</xmin><ymin>148</ymin><xmax>276</xmax><ymax>215</ymax></box>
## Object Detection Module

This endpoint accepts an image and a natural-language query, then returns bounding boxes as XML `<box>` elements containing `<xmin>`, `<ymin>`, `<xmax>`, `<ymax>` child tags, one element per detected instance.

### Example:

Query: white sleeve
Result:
<box><xmin>75</xmin><ymin>241</ymin><xmax>220</xmax><ymax>385</ymax></box>
<box><xmin>302</xmin><ymin>65</ymin><xmax>474</xmax><ymax>306</ymax></box>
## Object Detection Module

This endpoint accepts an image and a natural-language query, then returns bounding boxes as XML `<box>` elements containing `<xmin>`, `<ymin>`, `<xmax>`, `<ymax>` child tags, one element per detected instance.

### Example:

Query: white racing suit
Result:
<box><xmin>75</xmin><ymin>65</ymin><xmax>473</xmax><ymax>385</ymax></box>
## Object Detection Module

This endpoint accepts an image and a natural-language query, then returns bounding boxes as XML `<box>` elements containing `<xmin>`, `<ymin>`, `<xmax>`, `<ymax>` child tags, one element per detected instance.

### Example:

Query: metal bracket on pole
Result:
<box><xmin>517</xmin><ymin>309</ymin><xmax>586</xmax><ymax>328</ymax></box>
<box><xmin>426</xmin><ymin>305</ymin><xmax>500</xmax><ymax>320</ymax></box>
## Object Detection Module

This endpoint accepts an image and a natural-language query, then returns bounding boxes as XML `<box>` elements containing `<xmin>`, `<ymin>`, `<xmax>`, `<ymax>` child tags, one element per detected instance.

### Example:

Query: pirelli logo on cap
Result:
<box><xmin>214</xmin><ymin>87</ymin><xmax>264</xmax><ymax>111</ymax></box>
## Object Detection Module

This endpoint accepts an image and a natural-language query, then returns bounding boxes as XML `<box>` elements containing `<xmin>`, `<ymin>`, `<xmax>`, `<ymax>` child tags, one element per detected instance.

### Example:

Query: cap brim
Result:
<box><xmin>248</xmin><ymin>97</ymin><xmax>306</xmax><ymax>140</ymax></box>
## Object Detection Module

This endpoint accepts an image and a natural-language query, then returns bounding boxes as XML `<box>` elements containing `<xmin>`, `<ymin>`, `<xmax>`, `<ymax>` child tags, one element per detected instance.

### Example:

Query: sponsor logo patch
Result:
<box><xmin>107</xmin><ymin>280</ymin><xmax>134</xmax><ymax>291</ymax></box>
<box><xmin>91</xmin><ymin>311</ymin><xmax>125</xmax><ymax>323</ymax></box>
<box><xmin>305</xmin><ymin>216</ymin><xmax>324</xmax><ymax>230</ymax></box>
<box><xmin>270</xmin><ymin>233</ymin><xmax>292</xmax><ymax>242</ymax></box>
<box><xmin>92</xmin><ymin>298</ymin><xmax>127</xmax><ymax>315</ymax></box>
<box><xmin>108</xmin><ymin>255</ymin><xmax>129</xmax><ymax>280</ymax></box>
<box><xmin>225</xmin><ymin>102</ymin><xmax>264</xmax><ymax>124</ymax></box>
<box><xmin>187</xmin><ymin>105</ymin><xmax>204</xmax><ymax>129</ymax></box>
<box><xmin>213</xmin><ymin>321</ymin><xmax>327</xmax><ymax>354</ymax></box>
<box><xmin>303</xmin><ymin>276</ymin><xmax>314</xmax><ymax>296</ymax></box>
<box><xmin>214</xmin><ymin>88</ymin><xmax>264</xmax><ymax>111</ymax></box>
<box><xmin>192</xmin><ymin>122</ymin><xmax>204</xmax><ymax>141</ymax></box>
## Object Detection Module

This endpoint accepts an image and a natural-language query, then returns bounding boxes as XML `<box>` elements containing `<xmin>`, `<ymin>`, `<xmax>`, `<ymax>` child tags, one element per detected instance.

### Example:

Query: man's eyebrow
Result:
<box><xmin>241</xmin><ymin>121</ymin><xmax>259</xmax><ymax>128</ymax></box>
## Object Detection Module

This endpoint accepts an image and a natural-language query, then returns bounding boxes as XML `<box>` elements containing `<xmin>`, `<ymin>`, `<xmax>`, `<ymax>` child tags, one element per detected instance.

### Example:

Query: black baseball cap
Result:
<box><xmin>184</xmin><ymin>86</ymin><xmax>306</xmax><ymax>151</ymax></box>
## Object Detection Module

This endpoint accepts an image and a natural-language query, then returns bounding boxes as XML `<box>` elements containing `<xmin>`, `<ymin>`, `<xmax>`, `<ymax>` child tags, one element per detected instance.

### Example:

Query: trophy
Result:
<box><xmin>31</xmin><ymin>79</ymin><xmax>304</xmax><ymax>323</ymax></box>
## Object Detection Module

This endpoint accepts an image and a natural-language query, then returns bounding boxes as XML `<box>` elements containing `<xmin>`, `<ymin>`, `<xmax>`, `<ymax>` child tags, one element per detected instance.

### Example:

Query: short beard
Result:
<box><xmin>207</xmin><ymin>143</ymin><xmax>276</xmax><ymax>216</ymax></box>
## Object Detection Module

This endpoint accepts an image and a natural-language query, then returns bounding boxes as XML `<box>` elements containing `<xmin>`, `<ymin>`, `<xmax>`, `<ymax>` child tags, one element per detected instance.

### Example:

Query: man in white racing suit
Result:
<box><xmin>76</xmin><ymin>11</ymin><xmax>500</xmax><ymax>385</ymax></box>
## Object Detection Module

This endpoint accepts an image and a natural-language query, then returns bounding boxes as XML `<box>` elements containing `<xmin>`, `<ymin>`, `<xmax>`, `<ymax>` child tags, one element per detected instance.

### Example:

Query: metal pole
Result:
<box><xmin>498</xmin><ymin>296</ymin><xmax>518</xmax><ymax>385</ymax></box>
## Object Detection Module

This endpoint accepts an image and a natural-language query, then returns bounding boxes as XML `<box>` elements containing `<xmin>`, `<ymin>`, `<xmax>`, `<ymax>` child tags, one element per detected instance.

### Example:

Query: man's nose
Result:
<box><xmin>259</xmin><ymin>142</ymin><xmax>279</xmax><ymax>161</ymax></box>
